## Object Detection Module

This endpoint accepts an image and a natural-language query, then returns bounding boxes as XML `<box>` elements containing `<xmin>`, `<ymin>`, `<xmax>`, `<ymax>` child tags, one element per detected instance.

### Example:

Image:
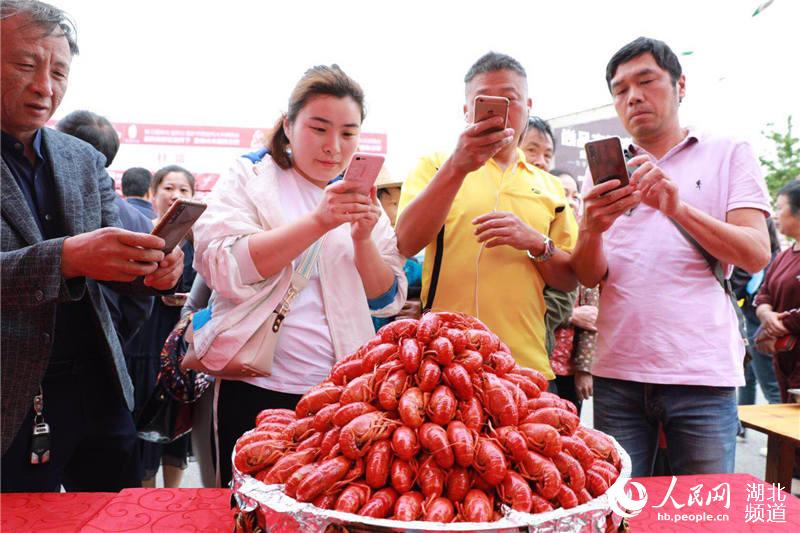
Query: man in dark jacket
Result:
<box><xmin>1</xmin><ymin>1</ymin><xmax>183</xmax><ymax>492</ymax></box>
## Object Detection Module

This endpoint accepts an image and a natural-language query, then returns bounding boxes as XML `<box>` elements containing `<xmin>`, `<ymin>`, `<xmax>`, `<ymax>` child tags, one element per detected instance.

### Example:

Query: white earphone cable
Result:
<box><xmin>474</xmin><ymin>170</ymin><xmax>507</xmax><ymax>319</ymax></box>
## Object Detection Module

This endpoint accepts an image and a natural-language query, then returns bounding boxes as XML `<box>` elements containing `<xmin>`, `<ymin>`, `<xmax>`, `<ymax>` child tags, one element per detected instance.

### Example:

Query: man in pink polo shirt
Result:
<box><xmin>571</xmin><ymin>37</ymin><xmax>772</xmax><ymax>477</ymax></box>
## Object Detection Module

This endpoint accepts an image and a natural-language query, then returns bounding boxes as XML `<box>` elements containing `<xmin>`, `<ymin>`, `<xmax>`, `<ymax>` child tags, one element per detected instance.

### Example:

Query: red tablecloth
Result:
<box><xmin>1</xmin><ymin>474</ymin><xmax>797</xmax><ymax>532</ymax></box>
<box><xmin>1</xmin><ymin>492</ymin><xmax>116</xmax><ymax>531</ymax></box>
<box><xmin>82</xmin><ymin>488</ymin><xmax>233</xmax><ymax>532</ymax></box>
<box><xmin>1</xmin><ymin>488</ymin><xmax>233</xmax><ymax>532</ymax></box>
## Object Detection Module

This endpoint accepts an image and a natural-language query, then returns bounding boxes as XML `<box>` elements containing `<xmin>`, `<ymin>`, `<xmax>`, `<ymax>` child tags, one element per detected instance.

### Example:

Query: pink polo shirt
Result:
<box><xmin>584</xmin><ymin>130</ymin><xmax>771</xmax><ymax>387</ymax></box>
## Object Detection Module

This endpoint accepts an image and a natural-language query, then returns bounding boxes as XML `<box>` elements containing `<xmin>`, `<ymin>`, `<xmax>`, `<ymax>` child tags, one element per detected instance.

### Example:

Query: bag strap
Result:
<box><xmin>295</xmin><ymin>238</ymin><xmax>323</xmax><ymax>280</ymax></box>
<box><xmin>669</xmin><ymin>220</ymin><xmax>727</xmax><ymax>289</ymax></box>
<box><xmin>669</xmin><ymin>219</ymin><xmax>748</xmax><ymax>341</ymax></box>
<box><xmin>421</xmin><ymin>164</ymin><xmax>445</xmax><ymax>314</ymax></box>
<box><xmin>271</xmin><ymin>238</ymin><xmax>324</xmax><ymax>332</ymax></box>
<box><xmin>423</xmin><ymin>225</ymin><xmax>445</xmax><ymax>313</ymax></box>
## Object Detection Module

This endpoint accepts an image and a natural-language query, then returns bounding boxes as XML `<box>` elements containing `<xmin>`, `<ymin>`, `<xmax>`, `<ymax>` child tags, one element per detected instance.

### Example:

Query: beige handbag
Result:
<box><xmin>182</xmin><ymin>240</ymin><xmax>322</xmax><ymax>378</ymax></box>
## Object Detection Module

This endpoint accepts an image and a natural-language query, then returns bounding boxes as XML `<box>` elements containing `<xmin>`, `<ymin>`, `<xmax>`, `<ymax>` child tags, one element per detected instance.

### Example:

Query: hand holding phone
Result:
<box><xmin>585</xmin><ymin>136</ymin><xmax>630</xmax><ymax>191</ymax></box>
<box><xmin>151</xmin><ymin>198</ymin><xmax>207</xmax><ymax>253</ymax></box>
<box><xmin>143</xmin><ymin>243</ymin><xmax>185</xmax><ymax>291</ymax></box>
<box><xmin>580</xmin><ymin>137</ymin><xmax>641</xmax><ymax>234</ymax></box>
<box><xmin>472</xmin><ymin>95</ymin><xmax>509</xmax><ymax>133</ymax></box>
<box><xmin>342</xmin><ymin>153</ymin><xmax>385</xmax><ymax>193</ymax></box>
<box><xmin>447</xmin><ymin>95</ymin><xmax>513</xmax><ymax>176</ymax></box>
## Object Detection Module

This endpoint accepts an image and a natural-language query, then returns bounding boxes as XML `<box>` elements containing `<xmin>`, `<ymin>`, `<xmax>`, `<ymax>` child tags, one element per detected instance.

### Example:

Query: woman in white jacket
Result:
<box><xmin>192</xmin><ymin>65</ymin><xmax>407</xmax><ymax>486</ymax></box>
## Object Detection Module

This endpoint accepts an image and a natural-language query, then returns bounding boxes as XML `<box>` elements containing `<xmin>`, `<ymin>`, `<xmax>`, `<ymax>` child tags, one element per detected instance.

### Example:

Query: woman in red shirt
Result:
<box><xmin>755</xmin><ymin>181</ymin><xmax>800</xmax><ymax>401</ymax></box>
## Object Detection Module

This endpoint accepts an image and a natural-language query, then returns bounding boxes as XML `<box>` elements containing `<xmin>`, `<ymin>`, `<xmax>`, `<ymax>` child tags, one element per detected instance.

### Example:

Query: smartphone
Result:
<box><xmin>473</xmin><ymin>95</ymin><xmax>509</xmax><ymax>133</ymax></box>
<box><xmin>161</xmin><ymin>292</ymin><xmax>188</xmax><ymax>307</ymax></box>
<box><xmin>585</xmin><ymin>136</ymin><xmax>630</xmax><ymax>190</ymax></box>
<box><xmin>151</xmin><ymin>198</ymin><xmax>207</xmax><ymax>253</ymax></box>
<box><xmin>342</xmin><ymin>153</ymin><xmax>385</xmax><ymax>193</ymax></box>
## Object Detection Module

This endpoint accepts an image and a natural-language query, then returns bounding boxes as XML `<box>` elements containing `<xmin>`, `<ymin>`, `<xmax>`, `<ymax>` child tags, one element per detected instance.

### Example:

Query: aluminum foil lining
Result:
<box><xmin>233</xmin><ymin>435</ymin><xmax>631</xmax><ymax>533</ymax></box>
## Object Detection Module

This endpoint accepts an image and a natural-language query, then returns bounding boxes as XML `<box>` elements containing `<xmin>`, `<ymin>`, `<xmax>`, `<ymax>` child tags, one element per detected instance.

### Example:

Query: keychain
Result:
<box><xmin>30</xmin><ymin>387</ymin><xmax>51</xmax><ymax>465</ymax></box>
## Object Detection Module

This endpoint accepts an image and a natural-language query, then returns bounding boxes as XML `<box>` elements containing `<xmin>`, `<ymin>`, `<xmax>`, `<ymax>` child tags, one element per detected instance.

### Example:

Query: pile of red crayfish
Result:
<box><xmin>233</xmin><ymin>312</ymin><xmax>622</xmax><ymax>523</ymax></box>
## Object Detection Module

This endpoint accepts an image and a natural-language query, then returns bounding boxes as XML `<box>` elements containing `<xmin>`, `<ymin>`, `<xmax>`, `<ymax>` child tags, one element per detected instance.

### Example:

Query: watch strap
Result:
<box><xmin>527</xmin><ymin>237</ymin><xmax>554</xmax><ymax>262</ymax></box>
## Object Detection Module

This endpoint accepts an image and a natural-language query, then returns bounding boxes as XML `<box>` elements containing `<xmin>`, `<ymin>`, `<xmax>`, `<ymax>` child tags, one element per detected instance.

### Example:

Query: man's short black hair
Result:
<box><xmin>464</xmin><ymin>51</ymin><xmax>527</xmax><ymax>84</ymax></box>
<box><xmin>605</xmin><ymin>37</ymin><xmax>682</xmax><ymax>92</ymax></box>
<box><xmin>525</xmin><ymin>116</ymin><xmax>555</xmax><ymax>153</ymax></box>
<box><xmin>56</xmin><ymin>110</ymin><xmax>119</xmax><ymax>167</ymax></box>
<box><xmin>121</xmin><ymin>167</ymin><xmax>152</xmax><ymax>198</ymax></box>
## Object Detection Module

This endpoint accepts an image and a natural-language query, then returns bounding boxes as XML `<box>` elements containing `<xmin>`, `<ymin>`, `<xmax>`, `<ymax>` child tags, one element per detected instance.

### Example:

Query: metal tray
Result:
<box><xmin>232</xmin><ymin>434</ymin><xmax>632</xmax><ymax>533</ymax></box>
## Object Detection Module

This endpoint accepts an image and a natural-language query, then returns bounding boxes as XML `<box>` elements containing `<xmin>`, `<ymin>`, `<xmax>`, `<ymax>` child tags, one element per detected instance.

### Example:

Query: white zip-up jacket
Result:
<box><xmin>191</xmin><ymin>155</ymin><xmax>407</xmax><ymax>372</ymax></box>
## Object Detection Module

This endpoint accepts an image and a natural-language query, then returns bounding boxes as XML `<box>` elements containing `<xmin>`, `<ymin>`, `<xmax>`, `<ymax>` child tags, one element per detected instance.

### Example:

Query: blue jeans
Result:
<box><xmin>593</xmin><ymin>376</ymin><xmax>738</xmax><ymax>478</ymax></box>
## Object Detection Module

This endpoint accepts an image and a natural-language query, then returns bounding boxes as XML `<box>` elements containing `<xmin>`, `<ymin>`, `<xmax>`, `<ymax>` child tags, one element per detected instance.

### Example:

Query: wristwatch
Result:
<box><xmin>527</xmin><ymin>237</ymin><xmax>555</xmax><ymax>263</ymax></box>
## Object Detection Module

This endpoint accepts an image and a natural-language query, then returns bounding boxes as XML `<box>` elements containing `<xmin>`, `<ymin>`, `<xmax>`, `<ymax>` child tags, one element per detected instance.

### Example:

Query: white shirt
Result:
<box><xmin>244</xmin><ymin>171</ymin><xmax>335</xmax><ymax>394</ymax></box>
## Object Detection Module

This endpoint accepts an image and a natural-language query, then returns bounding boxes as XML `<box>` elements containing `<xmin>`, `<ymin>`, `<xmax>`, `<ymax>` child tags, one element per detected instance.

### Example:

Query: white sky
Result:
<box><xmin>52</xmin><ymin>0</ymin><xmax>800</xmax><ymax>178</ymax></box>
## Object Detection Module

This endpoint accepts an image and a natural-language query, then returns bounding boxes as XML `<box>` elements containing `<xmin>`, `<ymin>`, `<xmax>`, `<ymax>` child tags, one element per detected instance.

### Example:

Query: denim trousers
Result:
<box><xmin>593</xmin><ymin>376</ymin><xmax>738</xmax><ymax>478</ymax></box>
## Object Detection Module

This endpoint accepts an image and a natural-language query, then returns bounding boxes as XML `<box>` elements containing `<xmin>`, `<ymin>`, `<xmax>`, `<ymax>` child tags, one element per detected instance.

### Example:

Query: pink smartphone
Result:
<box><xmin>473</xmin><ymin>95</ymin><xmax>509</xmax><ymax>133</ymax></box>
<box><xmin>343</xmin><ymin>153</ymin><xmax>385</xmax><ymax>192</ymax></box>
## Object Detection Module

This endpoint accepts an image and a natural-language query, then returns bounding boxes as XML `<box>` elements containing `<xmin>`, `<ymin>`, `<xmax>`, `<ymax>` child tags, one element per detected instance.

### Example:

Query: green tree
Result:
<box><xmin>760</xmin><ymin>115</ymin><xmax>800</xmax><ymax>198</ymax></box>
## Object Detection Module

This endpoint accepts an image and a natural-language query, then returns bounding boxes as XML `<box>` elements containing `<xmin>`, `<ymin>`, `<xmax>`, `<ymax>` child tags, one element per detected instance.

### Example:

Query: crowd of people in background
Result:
<box><xmin>2</xmin><ymin>0</ymin><xmax>798</xmax><ymax>495</ymax></box>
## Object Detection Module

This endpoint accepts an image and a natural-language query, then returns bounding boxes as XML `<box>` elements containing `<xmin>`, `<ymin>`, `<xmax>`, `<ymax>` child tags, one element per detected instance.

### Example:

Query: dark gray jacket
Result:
<box><xmin>1</xmin><ymin>128</ymin><xmax>135</xmax><ymax>454</ymax></box>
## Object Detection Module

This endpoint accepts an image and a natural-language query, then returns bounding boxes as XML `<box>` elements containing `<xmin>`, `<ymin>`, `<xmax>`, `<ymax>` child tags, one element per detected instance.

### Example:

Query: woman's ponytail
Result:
<box><xmin>269</xmin><ymin>114</ymin><xmax>292</xmax><ymax>170</ymax></box>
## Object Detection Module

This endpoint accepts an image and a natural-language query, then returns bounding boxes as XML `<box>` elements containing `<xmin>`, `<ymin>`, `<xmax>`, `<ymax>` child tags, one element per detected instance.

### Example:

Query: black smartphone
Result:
<box><xmin>585</xmin><ymin>136</ymin><xmax>630</xmax><ymax>190</ymax></box>
<box><xmin>161</xmin><ymin>292</ymin><xmax>189</xmax><ymax>307</ymax></box>
<box><xmin>151</xmin><ymin>198</ymin><xmax>207</xmax><ymax>253</ymax></box>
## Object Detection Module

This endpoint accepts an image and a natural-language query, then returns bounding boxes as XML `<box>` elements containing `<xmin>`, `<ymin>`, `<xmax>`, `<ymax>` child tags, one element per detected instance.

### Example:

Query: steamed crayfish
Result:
<box><xmin>233</xmin><ymin>311</ymin><xmax>621</xmax><ymax>523</ymax></box>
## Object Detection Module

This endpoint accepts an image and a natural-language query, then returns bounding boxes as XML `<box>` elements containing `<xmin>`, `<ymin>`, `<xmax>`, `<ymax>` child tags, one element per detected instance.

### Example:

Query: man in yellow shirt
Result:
<box><xmin>396</xmin><ymin>52</ymin><xmax>578</xmax><ymax>379</ymax></box>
